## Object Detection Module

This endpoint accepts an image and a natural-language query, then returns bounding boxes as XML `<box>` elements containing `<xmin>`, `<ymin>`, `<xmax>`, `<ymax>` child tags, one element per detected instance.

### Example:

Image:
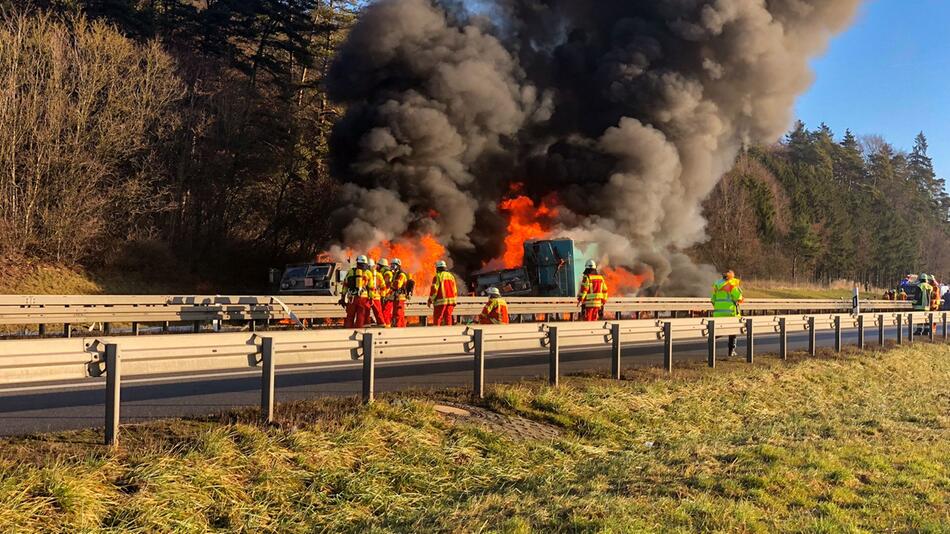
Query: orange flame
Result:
<box><xmin>603</xmin><ymin>266</ymin><xmax>653</xmax><ymax>297</ymax></box>
<box><xmin>491</xmin><ymin>188</ymin><xmax>559</xmax><ymax>269</ymax></box>
<box><xmin>366</xmin><ymin>234</ymin><xmax>446</xmax><ymax>287</ymax></box>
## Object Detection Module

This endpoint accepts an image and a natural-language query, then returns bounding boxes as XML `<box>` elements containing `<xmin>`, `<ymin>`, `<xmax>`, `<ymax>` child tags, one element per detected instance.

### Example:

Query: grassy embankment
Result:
<box><xmin>742</xmin><ymin>279</ymin><xmax>883</xmax><ymax>300</ymax></box>
<box><xmin>0</xmin><ymin>342</ymin><xmax>946</xmax><ymax>532</ymax></box>
<box><xmin>0</xmin><ymin>261</ymin><xmax>194</xmax><ymax>295</ymax></box>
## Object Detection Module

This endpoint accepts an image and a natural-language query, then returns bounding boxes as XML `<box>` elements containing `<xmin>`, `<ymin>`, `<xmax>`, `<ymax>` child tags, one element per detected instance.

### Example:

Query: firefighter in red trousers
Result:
<box><xmin>378</xmin><ymin>258</ymin><xmax>394</xmax><ymax>325</ymax></box>
<box><xmin>389</xmin><ymin>258</ymin><xmax>411</xmax><ymax>327</ymax></box>
<box><xmin>427</xmin><ymin>260</ymin><xmax>458</xmax><ymax>326</ymax></box>
<box><xmin>364</xmin><ymin>259</ymin><xmax>388</xmax><ymax>327</ymax></box>
<box><xmin>577</xmin><ymin>260</ymin><xmax>609</xmax><ymax>321</ymax></box>
<box><xmin>478</xmin><ymin>287</ymin><xmax>509</xmax><ymax>325</ymax></box>
<box><xmin>342</xmin><ymin>255</ymin><xmax>370</xmax><ymax>328</ymax></box>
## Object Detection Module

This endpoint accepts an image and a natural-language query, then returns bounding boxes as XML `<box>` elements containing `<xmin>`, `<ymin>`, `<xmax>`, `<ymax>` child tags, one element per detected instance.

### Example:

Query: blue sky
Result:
<box><xmin>795</xmin><ymin>0</ymin><xmax>950</xmax><ymax>180</ymax></box>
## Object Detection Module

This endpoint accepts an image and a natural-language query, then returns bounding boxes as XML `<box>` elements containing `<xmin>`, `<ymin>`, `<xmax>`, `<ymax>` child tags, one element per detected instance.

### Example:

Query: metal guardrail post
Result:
<box><xmin>808</xmin><ymin>317</ymin><xmax>816</xmax><ymax>356</ymax></box>
<box><xmin>929</xmin><ymin>313</ymin><xmax>935</xmax><ymax>342</ymax></box>
<box><xmin>857</xmin><ymin>315</ymin><xmax>865</xmax><ymax>350</ymax></box>
<box><xmin>193</xmin><ymin>321</ymin><xmax>201</xmax><ymax>333</ymax></box>
<box><xmin>610</xmin><ymin>323</ymin><xmax>621</xmax><ymax>380</ymax></box>
<box><xmin>779</xmin><ymin>317</ymin><xmax>787</xmax><ymax>360</ymax></box>
<box><xmin>907</xmin><ymin>314</ymin><xmax>914</xmax><ymax>344</ymax></box>
<box><xmin>745</xmin><ymin>318</ymin><xmax>754</xmax><ymax>364</ymax></box>
<box><xmin>663</xmin><ymin>321</ymin><xmax>673</xmax><ymax>373</ymax></box>
<box><xmin>878</xmin><ymin>314</ymin><xmax>885</xmax><ymax>347</ymax></box>
<box><xmin>38</xmin><ymin>324</ymin><xmax>46</xmax><ymax>337</ymax></box>
<box><xmin>104</xmin><ymin>343</ymin><xmax>121</xmax><ymax>447</ymax></box>
<box><xmin>63</xmin><ymin>323</ymin><xmax>72</xmax><ymax>338</ymax></box>
<box><xmin>132</xmin><ymin>322</ymin><xmax>140</xmax><ymax>336</ymax></box>
<box><xmin>103</xmin><ymin>322</ymin><xmax>112</xmax><ymax>335</ymax></box>
<box><xmin>362</xmin><ymin>332</ymin><xmax>375</xmax><ymax>404</ymax></box>
<box><xmin>548</xmin><ymin>326</ymin><xmax>559</xmax><ymax>386</ymax></box>
<box><xmin>473</xmin><ymin>329</ymin><xmax>485</xmax><ymax>399</ymax></box>
<box><xmin>707</xmin><ymin>320</ymin><xmax>716</xmax><ymax>368</ymax></box>
<box><xmin>162</xmin><ymin>321</ymin><xmax>170</xmax><ymax>333</ymax></box>
<box><xmin>834</xmin><ymin>316</ymin><xmax>842</xmax><ymax>353</ymax></box>
<box><xmin>943</xmin><ymin>313</ymin><xmax>948</xmax><ymax>342</ymax></box>
<box><xmin>896</xmin><ymin>314</ymin><xmax>903</xmax><ymax>345</ymax></box>
<box><xmin>261</xmin><ymin>337</ymin><xmax>275</xmax><ymax>423</ymax></box>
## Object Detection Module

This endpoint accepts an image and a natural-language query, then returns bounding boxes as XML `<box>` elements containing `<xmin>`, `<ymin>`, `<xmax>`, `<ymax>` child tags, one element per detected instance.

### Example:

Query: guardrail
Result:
<box><xmin>0</xmin><ymin>309</ymin><xmax>942</xmax><ymax>445</ymax></box>
<box><xmin>0</xmin><ymin>294</ymin><xmax>912</xmax><ymax>335</ymax></box>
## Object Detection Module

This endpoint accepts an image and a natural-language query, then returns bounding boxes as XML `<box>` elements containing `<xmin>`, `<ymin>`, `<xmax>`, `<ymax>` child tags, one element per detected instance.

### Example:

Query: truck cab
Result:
<box><xmin>276</xmin><ymin>262</ymin><xmax>347</xmax><ymax>296</ymax></box>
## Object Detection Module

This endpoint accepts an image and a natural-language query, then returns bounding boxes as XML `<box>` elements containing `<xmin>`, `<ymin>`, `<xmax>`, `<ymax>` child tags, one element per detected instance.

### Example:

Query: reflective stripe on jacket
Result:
<box><xmin>578</xmin><ymin>274</ymin><xmax>608</xmax><ymax>308</ymax></box>
<box><xmin>364</xmin><ymin>269</ymin><xmax>379</xmax><ymax>299</ymax></box>
<box><xmin>392</xmin><ymin>271</ymin><xmax>410</xmax><ymax>301</ymax></box>
<box><xmin>711</xmin><ymin>278</ymin><xmax>744</xmax><ymax>317</ymax></box>
<box><xmin>380</xmin><ymin>269</ymin><xmax>393</xmax><ymax>299</ymax></box>
<box><xmin>429</xmin><ymin>271</ymin><xmax>458</xmax><ymax>306</ymax></box>
<box><xmin>479</xmin><ymin>298</ymin><xmax>509</xmax><ymax>324</ymax></box>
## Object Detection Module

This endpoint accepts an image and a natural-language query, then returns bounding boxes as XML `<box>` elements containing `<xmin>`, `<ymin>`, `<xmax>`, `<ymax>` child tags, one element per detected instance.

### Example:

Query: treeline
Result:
<box><xmin>698</xmin><ymin>123</ymin><xmax>950</xmax><ymax>288</ymax></box>
<box><xmin>0</xmin><ymin>2</ymin><xmax>358</xmax><ymax>287</ymax></box>
<box><xmin>2</xmin><ymin>3</ymin><xmax>948</xmax><ymax>291</ymax></box>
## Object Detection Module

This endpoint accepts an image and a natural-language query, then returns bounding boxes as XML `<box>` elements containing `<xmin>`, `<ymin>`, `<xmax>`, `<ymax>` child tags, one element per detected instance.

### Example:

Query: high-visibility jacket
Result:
<box><xmin>345</xmin><ymin>267</ymin><xmax>368</xmax><ymax>298</ymax></box>
<box><xmin>370</xmin><ymin>270</ymin><xmax>387</xmax><ymax>300</ymax></box>
<box><xmin>479</xmin><ymin>298</ymin><xmax>509</xmax><ymax>324</ymax></box>
<box><xmin>711</xmin><ymin>278</ymin><xmax>744</xmax><ymax>317</ymax></box>
<box><xmin>364</xmin><ymin>269</ymin><xmax>379</xmax><ymax>299</ymax></box>
<box><xmin>391</xmin><ymin>270</ymin><xmax>410</xmax><ymax>301</ymax></box>
<box><xmin>915</xmin><ymin>282</ymin><xmax>933</xmax><ymax>311</ymax></box>
<box><xmin>578</xmin><ymin>274</ymin><xmax>608</xmax><ymax>308</ymax></box>
<box><xmin>379</xmin><ymin>269</ymin><xmax>393</xmax><ymax>300</ymax></box>
<box><xmin>429</xmin><ymin>271</ymin><xmax>458</xmax><ymax>306</ymax></box>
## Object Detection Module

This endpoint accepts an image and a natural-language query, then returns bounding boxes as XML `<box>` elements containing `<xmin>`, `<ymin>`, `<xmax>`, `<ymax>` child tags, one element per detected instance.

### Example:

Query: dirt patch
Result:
<box><xmin>434</xmin><ymin>403</ymin><xmax>561</xmax><ymax>442</ymax></box>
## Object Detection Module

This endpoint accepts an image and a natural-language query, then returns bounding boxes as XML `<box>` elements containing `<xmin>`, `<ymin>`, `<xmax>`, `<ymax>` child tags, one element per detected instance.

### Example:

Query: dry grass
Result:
<box><xmin>0</xmin><ymin>345</ymin><xmax>947</xmax><ymax>532</ymax></box>
<box><xmin>0</xmin><ymin>259</ymin><xmax>191</xmax><ymax>295</ymax></box>
<box><xmin>742</xmin><ymin>279</ymin><xmax>883</xmax><ymax>300</ymax></box>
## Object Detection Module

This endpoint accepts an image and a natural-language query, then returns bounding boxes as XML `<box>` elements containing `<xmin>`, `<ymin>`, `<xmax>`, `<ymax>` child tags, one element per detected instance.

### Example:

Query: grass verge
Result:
<box><xmin>0</xmin><ymin>345</ymin><xmax>947</xmax><ymax>532</ymax></box>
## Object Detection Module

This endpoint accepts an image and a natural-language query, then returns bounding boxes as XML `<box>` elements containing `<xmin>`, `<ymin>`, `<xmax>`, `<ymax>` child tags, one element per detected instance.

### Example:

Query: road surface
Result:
<box><xmin>0</xmin><ymin>327</ymin><xmax>902</xmax><ymax>436</ymax></box>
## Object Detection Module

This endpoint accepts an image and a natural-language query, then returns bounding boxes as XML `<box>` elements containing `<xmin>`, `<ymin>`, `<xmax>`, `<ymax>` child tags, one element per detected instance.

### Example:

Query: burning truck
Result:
<box><xmin>473</xmin><ymin>238</ymin><xmax>588</xmax><ymax>298</ymax></box>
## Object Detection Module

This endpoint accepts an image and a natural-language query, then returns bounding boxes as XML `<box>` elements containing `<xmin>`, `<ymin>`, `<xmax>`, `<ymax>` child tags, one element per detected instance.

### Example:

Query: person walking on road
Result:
<box><xmin>428</xmin><ymin>260</ymin><xmax>458</xmax><ymax>326</ymax></box>
<box><xmin>478</xmin><ymin>287</ymin><xmax>509</xmax><ymax>325</ymax></box>
<box><xmin>577</xmin><ymin>260</ymin><xmax>609</xmax><ymax>321</ymax></box>
<box><xmin>711</xmin><ymin>269</ymin><xmax>744</xmax><ymax>357</ymax></box>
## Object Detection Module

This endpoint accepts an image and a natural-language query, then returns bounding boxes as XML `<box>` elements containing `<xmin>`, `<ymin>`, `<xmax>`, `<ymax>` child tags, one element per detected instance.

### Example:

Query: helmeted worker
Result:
<box><xmin>427</xmin><ymin>260</ymin><xmax>458</xmax><ymax>326</ymax></box>
<box><xmin>364</xmin><ymin>259</ymin><xmax>388</xmax><ymax>326</ymax></box>
<box><xmin>342</xmin><ymin>255</ymin><xmax>370</xmax><ymax>328</ymax></box>
<box><xmin>711</xmin><ymin>269</ymin><xmax>744</xmax><ymax>357</ymax></box>
<box><xmin>390</xmin><ymin>258</ymin><xmax>411</xmax><ymax>327</ymax></box>
<box><xmin>377</xmin><ymin>258</ymin><xmax>393</xmax><ymax>326</ymax></box>
<box><xmin>478</xmin><ymin>287</ymin><xmax>509</xmax><ymax>325</ymax></box>
<box><xmin>915</xmin><ymin>273</ymin><xmax>934</xmax><ymax>312</ymax></box>
<box><xmin>577</xmin><ymin>260</ymin><xmax>608</xmax><ymax>321</ymax></box>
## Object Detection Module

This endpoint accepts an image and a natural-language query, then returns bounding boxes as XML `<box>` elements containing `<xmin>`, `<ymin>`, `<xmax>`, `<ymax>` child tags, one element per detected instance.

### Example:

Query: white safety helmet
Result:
<box><xmin>585</xmin><ymin>260</ymin><xmax>597</xmax><ymax>270</ymax></box>
<box><xmin>392</xmin><ymin>258</ymin><xmax>402</xmax><ymax>267</ymax></box>
<box><xmin>356</xmin><ymin>255</ymin><xmax>368</xmax><ymax>264</ymax></box>
<box><xmin>378</xmin><ymin>258</ymin><xmax>390</xmax><ymax>268</ymax></box>
<box><xmin>367</xmin><ymin>258</ymin><xmax>376</xmax><ymax>268</ymax></box>
<box><xmin>436</xmin><ymin>260</ymin><xmax>448</xmax><ymax>269</ymax></box>
<box><xmin>486</xmin><ymin>287</ymin><xmax>501</xmax><ymax>297</ymax></box>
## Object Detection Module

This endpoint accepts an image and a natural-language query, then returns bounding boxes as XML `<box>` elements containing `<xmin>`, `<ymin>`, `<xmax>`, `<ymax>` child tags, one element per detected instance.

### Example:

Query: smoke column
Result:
<box><xmin>327</xmin><ymin>0</ymin><xmax>862</xmax><ymax>295</ymax></box>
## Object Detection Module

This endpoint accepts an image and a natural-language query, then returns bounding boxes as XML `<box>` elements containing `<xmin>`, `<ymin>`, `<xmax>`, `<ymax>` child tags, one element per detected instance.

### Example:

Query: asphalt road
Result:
<box><xmin>0</xmin><ymin>327</ymin><xmax>901</xmax><ymax>436</ymax></box>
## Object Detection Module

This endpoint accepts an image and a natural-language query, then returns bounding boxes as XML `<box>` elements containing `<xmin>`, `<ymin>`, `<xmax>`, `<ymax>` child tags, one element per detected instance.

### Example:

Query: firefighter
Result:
<box><xmin>342</xmin><ymin>255</ymin><xmax>370</xmax><ymax>328</ymax></box>
<box><xmin>478</xmin><ymin>287</ymin><xmax>509</xmax><ymax>325</ymax></box>
<box><xmin>711</xmin><ymin>269</ymin><xmax>744</xmax><ymax>357</ymax></box>
<box><xmin>378</xmin><ymin>258</ymin><xmax>394</xmax><ymax>326</ymax></box>
<box><xmin>390</xmin><ymin>258</ymin><xmax>411</xmax><ymax>327</ymax></box>
<box><xmin>577</xmin><ymin>260</ymin><xmax>608</xmax><ymax>321</ymax></box>
<box><xmin>365</xmin><ymin>259</ymin><xmax>388</xmax><ymax>327</ymax></box>
<box><xmin>427</xmin><ymin>260</ymin><xmax>458</xmax><ymax>326</ymax></box>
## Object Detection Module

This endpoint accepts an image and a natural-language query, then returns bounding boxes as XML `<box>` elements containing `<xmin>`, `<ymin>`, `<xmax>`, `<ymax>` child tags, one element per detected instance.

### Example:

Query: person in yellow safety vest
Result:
<box><xmin>342</xmin><ymin>255</ymin><xmax>371</xmax><ymax>328</ymax></box>
<box><xmin>577</xmin><ymin>260</ymin><xmax>609</xmax><ymax>321</ymax></box>
<box><xmin>478</xmin><ymin>287</ymin><xmax>510</xmax><ymax>324</ymax></box>
<box><xmin>390</xmin><ymin>258</ymin><xmax>411</xmax><ymax>327</ymax></box>
<box><xmin>378</xmin><ymin>258</ymin><xmax>394</xmax><ymax>326</ymax></box>
<box><xmin>428</xmin><ymin>260</ymin><xmax>458</xmax><ymax>326</ymax></box>
<box><xmin>711</xmin><ymin>269</ymin><xmax>744</xmax><ymax>357</ymax></box>
<box><xmin>364</xmin><ymin>259</ymin><xmax>388</xmax><ymax>327</ymax></box>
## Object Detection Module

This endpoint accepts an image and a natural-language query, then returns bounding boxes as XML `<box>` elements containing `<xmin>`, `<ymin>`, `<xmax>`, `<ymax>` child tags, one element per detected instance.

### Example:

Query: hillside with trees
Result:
<box><xmin>1</xmin><ymin>3</ymin><xmax>948</xmax><ymax>291</ymax></box>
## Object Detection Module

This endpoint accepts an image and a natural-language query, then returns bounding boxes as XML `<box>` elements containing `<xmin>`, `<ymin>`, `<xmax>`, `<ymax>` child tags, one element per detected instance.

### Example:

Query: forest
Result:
<box><xmin>2</xmin><ymin>1</ymin><xmax>948</xmax><ymax>291</ymax></box>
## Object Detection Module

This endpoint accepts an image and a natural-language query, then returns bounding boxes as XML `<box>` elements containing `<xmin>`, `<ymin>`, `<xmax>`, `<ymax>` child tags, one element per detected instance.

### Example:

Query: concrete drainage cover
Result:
<box><xmin>434</xmin><ymin>403</ymin><xmax>561</xmax><ymax>442</ymax></box>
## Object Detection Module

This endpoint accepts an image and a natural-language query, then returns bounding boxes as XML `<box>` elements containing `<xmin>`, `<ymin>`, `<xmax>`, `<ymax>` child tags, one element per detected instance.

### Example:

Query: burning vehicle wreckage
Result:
<box><xmin>277</xmin><ymin>0</ymin><xmax>861</xmax><ymax>300</ymax></box>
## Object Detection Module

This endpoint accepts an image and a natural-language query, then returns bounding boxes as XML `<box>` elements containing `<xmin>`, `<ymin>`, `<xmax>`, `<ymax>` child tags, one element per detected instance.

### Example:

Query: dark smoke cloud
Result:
<box><xmin>328</xmin><ymin>0</ymin><xmax>861</xmax><ymax>295</ymax></box>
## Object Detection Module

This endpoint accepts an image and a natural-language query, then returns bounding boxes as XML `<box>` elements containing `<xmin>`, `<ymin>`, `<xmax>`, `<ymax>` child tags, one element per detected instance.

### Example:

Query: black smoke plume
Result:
<box><xmin>327</xmin><ymin>0</ymin><xmax>861</xmax><ymax>294</ymax></box>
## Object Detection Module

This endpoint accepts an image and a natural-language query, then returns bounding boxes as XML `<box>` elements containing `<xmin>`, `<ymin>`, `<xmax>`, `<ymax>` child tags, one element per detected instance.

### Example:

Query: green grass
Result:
<box><xmin>0</xmin><ymin>345</ymin><xmax>947</xmax><ymax>532</ymax></box>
